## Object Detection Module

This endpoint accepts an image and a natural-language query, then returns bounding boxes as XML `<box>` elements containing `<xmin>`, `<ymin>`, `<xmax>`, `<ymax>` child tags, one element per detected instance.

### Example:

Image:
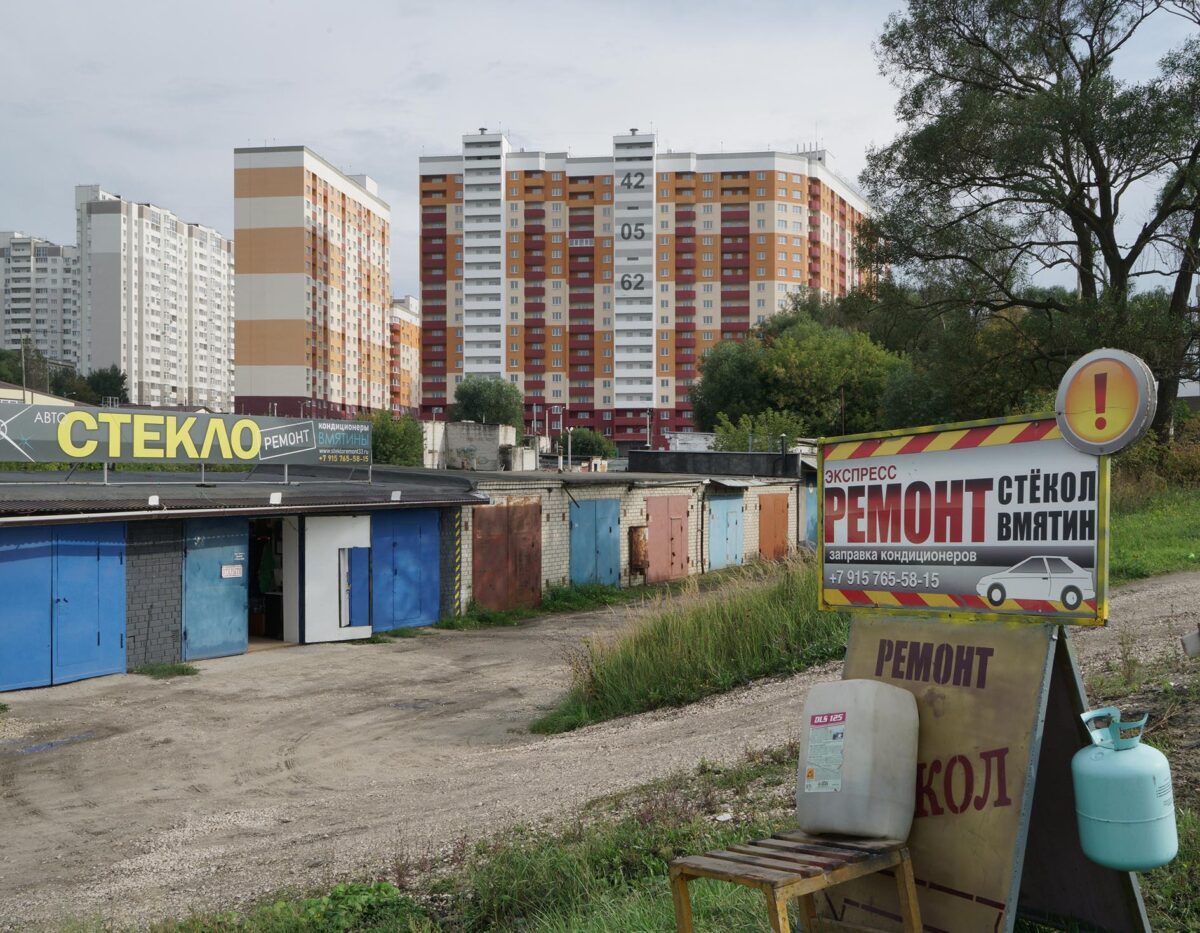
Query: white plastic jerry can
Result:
<box><xmin>796</xmin><ymin>679</ymin><xmax>919</xmax><ymax>840</ymax></box>
<box><xmin>1072</xmin><ymin>707</ymin><xmax>1177</xmax><ymax>872</ymax></box>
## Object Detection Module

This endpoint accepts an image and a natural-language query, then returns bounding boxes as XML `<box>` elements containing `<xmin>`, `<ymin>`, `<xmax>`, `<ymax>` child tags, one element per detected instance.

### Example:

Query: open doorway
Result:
<box><xmin>248</xmin><ymin>517</ymin><xmax>285</xmax><ymax>648</ymax></box>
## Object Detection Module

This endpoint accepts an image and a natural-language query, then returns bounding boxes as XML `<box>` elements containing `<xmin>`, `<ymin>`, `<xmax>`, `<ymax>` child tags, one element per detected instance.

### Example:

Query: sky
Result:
<box><xmin>0</xmin><ymin>1</ymin><xmax>1188</xmax><ymax>297</ymax></box>
<box><xmin>0</xmin><ymin>0</ymin><xmax>907</xmax><ymax>296</ymax></box>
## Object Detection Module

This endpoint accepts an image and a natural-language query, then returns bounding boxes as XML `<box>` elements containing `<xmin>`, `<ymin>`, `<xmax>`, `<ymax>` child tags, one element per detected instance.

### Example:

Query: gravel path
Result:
<box><xmin>0</xmin><ymin>571</ymin><xmax>1195</xmax><ymax>930</ymax></box>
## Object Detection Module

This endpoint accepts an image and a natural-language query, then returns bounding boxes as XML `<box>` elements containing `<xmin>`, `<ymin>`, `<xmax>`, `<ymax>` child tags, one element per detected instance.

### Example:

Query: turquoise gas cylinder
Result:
<box><xmin>1072</xmin><ymin>707</ymin><xmax>1177</xmax><ymax>872</ymax></box>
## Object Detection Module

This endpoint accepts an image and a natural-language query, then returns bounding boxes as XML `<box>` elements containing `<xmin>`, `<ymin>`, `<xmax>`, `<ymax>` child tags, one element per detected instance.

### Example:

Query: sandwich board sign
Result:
<box><xmin>814</xmin><ymin>349</ymin><xmax>1157</xmax><ymax>932</ymax></box>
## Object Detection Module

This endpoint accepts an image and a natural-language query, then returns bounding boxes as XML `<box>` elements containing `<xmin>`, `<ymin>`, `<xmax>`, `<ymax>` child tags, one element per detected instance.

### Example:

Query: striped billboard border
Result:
<box><xmin>823</xmin><ymin>587</ymin><xmax>1097</xmax><ymax>616</ymax></box>
<box><xmin>824</xmin><ymin>418</ymin><xmax>1061</xmax><ymax>462</ymax></box>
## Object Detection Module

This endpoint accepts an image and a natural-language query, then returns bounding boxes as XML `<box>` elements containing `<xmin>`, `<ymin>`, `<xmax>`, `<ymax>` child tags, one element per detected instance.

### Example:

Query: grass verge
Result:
<box><xmin>123</xmin><ymin>734</ymin><xmax>1198</xmax><ymax>931</ymax></box>
<box><xmin>1110</xmin><ymin>486</ymin><xmax>1200</xmax><ymax>584</ymax></box>
<box><xmin>435</xmin><ymin>574</ymin><xmax>739</xmax><ymax>632</ymax></box>
<box><xmin>530</xmin><ymin>560</ymin><xmax>847</xmax><ymax>735</ymax></box>
<box><xmin>132</xmin><ymin>662</ymin><xmax>199</xmax><ymax>680</ymax></box>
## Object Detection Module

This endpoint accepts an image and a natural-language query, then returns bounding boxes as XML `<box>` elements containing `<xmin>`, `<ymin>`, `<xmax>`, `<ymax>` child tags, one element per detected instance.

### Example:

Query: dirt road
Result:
<box><xmin>1</xmin><ymin>572</ymin><xmax>1195</xmax><ymax>930</ymax></box>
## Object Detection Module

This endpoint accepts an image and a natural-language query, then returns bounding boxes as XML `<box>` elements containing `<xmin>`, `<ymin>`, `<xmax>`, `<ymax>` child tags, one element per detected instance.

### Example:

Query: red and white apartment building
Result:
<box><xmin>418</xmin><ymin>130</ymin><xmax>869</xmax><ymax>450</ymax></box>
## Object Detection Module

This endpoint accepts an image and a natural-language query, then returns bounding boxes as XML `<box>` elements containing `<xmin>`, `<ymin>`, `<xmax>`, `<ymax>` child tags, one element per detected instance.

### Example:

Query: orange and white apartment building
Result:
<box><xmin>418</xmin><ymin>129</ymin><xmax>869</xmax><ymax>449</ymax></box>
<box><xmin>390</xmin><ymin>295</ymin><xmax>421</xmax><ymax>415</ymax></box>
<box><xmin>234</xmin><ymin>146</ymin><xmax>391</xmax><ymax>417</ymax></box>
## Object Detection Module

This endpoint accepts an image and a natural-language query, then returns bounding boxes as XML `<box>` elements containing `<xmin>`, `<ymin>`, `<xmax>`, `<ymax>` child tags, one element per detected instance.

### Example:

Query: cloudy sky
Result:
<box><xmin>0</xmin><ymin>1</ymin><xmax>1185</xmax><ymax>296</ymax></box>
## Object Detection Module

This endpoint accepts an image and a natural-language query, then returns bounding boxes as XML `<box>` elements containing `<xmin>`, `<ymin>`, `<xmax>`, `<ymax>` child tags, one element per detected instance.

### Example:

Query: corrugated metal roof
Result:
<box><xmin>0</xmin><ymin>466</ymin><xmax>484</xmax><ymax>522</ymax></box>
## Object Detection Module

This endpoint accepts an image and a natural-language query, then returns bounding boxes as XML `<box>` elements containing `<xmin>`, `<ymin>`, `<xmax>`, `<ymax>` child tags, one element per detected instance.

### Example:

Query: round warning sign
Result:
<box><xmin>1056</xmin><ymin>349</ymin><xmax>1156</xmax><ymax>455</ymax></box>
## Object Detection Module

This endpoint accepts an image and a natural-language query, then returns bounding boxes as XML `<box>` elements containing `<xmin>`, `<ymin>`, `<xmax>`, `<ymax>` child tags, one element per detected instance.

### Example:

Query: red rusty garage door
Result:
<box><xmin>472</xmin><ymin>502</ymin><xmax>542</xmax><ymax>610</ymax></box>
<box><xmin>758</xmin><ymin>493</ymin><xmax>790</xmax><ymax>561</ymax></box>
<box><xmin>646</xmin><ymin>495</ymin><xmax>689</xmax><ymax>584</ymax></box>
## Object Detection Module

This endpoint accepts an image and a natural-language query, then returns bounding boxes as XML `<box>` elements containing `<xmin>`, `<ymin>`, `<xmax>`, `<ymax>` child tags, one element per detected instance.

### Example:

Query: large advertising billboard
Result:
<box><xmin>819</xmin><ymin>416</ymin><xmax>1108</xmax><ymax>625</ymax></box>
<box><xmin>0</xmin><ymin>403</ymin><xmax>372</xmax><ymax>467</ymax></box>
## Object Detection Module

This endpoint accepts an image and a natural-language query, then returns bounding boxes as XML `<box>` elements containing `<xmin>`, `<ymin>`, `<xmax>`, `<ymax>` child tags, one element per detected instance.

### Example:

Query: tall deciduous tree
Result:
<box><xmin>367</xmin><ymin>411</ymin><xmax>424</xmax><ymax>466</ymax></box>
<box><xmin>86</xmin><ymin>365</ymin><xmax>129</xmax><ymax>403</ymax></box>
<box><xmin>453</xmin><ymin>375</ymin><xmax>524</xmax><ymax>428</ymax></box>
<box><xmin>862</xmin><ymin>0</ymin><xmax>1200</xmax><ymax>434</ymax></box>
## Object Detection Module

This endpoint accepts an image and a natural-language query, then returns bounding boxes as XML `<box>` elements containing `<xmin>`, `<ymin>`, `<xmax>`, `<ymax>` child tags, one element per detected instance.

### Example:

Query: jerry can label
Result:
<box><xmin>805</xmin><ymin>711</ymin><xmax>847</xmax><ymax>793</ymax></box>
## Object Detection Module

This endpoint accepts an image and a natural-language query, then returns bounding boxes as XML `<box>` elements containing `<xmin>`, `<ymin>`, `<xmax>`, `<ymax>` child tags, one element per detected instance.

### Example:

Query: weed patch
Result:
<box><xmin>132</xmin><ymin>663</ymin><xmax>198</xmax><ymax>680</ymax></box>
<box><xmin>0</xmin><ymin>702</ymin><xmax>9</xmax><ymax>715</ymax></box>
<box><xmin>531</xmin><ymin>561</ymin><xmax>847</xmax><ymax>734</ymax></box>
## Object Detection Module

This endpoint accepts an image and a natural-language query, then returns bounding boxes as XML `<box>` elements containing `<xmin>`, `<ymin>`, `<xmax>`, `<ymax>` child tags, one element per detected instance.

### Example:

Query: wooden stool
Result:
<box><xmin>669</xmin><ymin>830</ymin><xmax>921</xmax><ymax>932</ymax></box>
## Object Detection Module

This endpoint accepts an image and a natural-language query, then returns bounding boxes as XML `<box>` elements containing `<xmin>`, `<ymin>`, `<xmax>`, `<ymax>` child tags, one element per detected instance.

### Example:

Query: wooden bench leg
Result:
<box><xmin>670</xmin><ymin>870</ymin><xmax>695</xmax><ymax>933</ymax></box>
<box><xmin>765</xmin><ymin>889</ymin><xmax>791</xmax><ymax>933</ymax></box>
<box><xmin>894</xmin><ymin>850</ymin><xmax>922</xmax><ymax>933</ymax></box>
<box><xmin>798</xmin><ymin>893</ymin><xmax>818</xmax><ymax>931</ymax></box>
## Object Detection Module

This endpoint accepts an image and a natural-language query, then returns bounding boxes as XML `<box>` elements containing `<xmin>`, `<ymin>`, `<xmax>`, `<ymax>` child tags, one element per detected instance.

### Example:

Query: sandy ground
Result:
<box><xmin>0</xmin><ymin>572</ymin><xmax>1196</xmax><ymax>931</ymax></box>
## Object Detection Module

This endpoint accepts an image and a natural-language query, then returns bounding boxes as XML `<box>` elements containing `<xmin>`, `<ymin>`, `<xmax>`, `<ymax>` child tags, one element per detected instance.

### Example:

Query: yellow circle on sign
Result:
<box><xmin>1062</xmin><ymin>357</ymin><xmax>1141</xmax><ymax>446</ymax></box>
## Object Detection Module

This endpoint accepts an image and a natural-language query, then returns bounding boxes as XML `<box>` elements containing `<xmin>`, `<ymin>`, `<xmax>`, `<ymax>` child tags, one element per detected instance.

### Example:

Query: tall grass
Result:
<box><xmin>530</xmin><ymin>561</ymin><xmax>848</xmax><ymax>734</ymax></box>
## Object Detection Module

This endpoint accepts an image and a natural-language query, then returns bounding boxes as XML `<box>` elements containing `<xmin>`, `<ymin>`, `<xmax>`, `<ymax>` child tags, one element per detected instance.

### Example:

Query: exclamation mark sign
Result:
<box><xmin>1095</xmin><ymin>372</ymin><xmax>1108</xmax><ymax>429</ymax></box>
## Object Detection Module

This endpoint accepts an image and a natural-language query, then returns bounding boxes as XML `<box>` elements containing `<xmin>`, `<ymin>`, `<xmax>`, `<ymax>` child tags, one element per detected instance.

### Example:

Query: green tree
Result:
<box><xmin>713</xmin><ymin>410</ymin><xmax>809</xmax><ymax>452</ymax></box>
<box><xmin>757</xmin><ymin>317</ymin><xmax>909</xmax><ymax>436</ymax></box>
<box><xmin>558</xmin><ymin>427</ymin><xmax>617</xmax><ymax>459</ymax></box>
<box><xmin>862</xmin><ymin>0</ymin><xmax>1200</xmax><ymax>437</ymax></box>
<box><xmin>86</xmin><ymin>365</ymin><xmax>129</xmax><ymax>404</ymax></box>
<box><xmin>367</xmin><ymin>411</ymin><xmax>423</xmax><ymax>466</ymax></box>
<box><xmin>688</xmin><ymin>338</ymin><xmax>769</xmax><ymax>430</ymax></box>
<box><xmin>453</xmin><ymin>375</ymin><xmax>524</xmax><ymax>427</ymax></box>
<box><xmin>50</xmin><ymin>369</ymin><xmax>100</xmax><ymax>404</ymax></box>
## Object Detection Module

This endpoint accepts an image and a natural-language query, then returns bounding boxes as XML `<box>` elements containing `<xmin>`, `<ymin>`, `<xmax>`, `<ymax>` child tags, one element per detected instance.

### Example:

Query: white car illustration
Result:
<box><xmin>976</xmin><ymin>556</ymin><xmax>1095</xmax><ymax>609</ymax></box>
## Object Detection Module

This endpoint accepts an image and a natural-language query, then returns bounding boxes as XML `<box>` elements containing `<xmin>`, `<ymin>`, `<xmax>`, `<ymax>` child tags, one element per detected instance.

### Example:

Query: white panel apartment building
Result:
<box><xmin>419</xmin><ymin>130</ymin><xmax>870</xmax><ymax>448</ymax></box>
<box><xmin>76</xmin><ymin>185</ymin><xmax>234</xmax><ymax>410</ymax></box>
<box><xmin>0</xmin><ymin>232</ymin><xmax>80</xmax><ymax>365</ymax></box>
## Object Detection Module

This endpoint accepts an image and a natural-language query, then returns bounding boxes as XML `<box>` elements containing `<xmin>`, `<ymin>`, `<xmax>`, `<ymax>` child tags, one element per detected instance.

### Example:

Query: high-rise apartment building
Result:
<box><xmin>419</xmin><ymin>130</ymin><xmax>870</xmax><ymax>449</ymax></box>
<box><xmin>234</xmin><ymin>146</ymin><xmax>391</xmax><ymax>417</ymax></box>
<box><xmin>390</xmin><ymin>295</ymin><xmax>421</xmax><ymax>415</ymax></box>
<box><xmin>76</xmin><ymin>185</ymin><xmax>234</xmax><ymax>410</ymax></box>
<box><xmin>0</xmin><ymin>232</ymin><xmax>80</xmax><ymax>365</ymax></box>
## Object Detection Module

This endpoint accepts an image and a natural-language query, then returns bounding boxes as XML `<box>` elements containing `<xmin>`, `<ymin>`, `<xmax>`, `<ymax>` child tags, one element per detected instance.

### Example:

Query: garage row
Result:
<box><xmin>0</xmin><ymin>507</ymin><xmax>459</xmax><ymax>692</ymax></box>
<box><xmin>0</xmin><ymin>472</ymin><xmax>808</xmax><ymax>693</ymax></box>
<box><xmin>460</xmin><ymin>473</ymin><xmax>807</xmax><ymax>612</ymax></box>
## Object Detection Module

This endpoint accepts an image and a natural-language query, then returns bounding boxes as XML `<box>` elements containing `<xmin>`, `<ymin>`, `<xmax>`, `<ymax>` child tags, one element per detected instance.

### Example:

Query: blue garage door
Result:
<box><xmin>52</xmin><ymin>523</ymin><xmax>127</xmax><ymax>685</ymax></box>
<box><xmin>183</xmin><ymin>518</ymin><xmax>249</xmax><ymax>661</ymax></box>
<box><xmin>0</xmin><ymin>523</ymin><xmax>127</xmax><ymax>692</ymax></box>
<box><xmin>0</xmin><ymin>528</ymin><xmax>54</xmax><ymax>691</ymax></box>
<box><xmin>570</xmin><ymin>499</ymin><xmax>620</xmax><ymax>587</ymax></box>
<box><xmin>708</xmin><ymin>496</ymin><xmax>744</xmax><ymax>571</ymax></box>
<box><xmin>371</xmin><ymin>510</ymin><xmax>440</xmax><ymax>629</ymax></box>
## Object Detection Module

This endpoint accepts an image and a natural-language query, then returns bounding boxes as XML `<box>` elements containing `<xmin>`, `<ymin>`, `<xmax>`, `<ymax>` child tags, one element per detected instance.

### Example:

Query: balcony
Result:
<box><xmin>675</xmin><ymin>225</ymin><xmax>696</xmax><ymax>237</ymax></box>
<box><xmin>676</xmin><ymin>257</ymin><xmax>696</xmax><ymax>270</ymax></box>
<box><xmin>569</xmin><ymin>214</ymin><xmax>594</xmax><ymax>226</ymax></box>
<box><xmin>676</xmin><ymin>241</ymin><xmax>695</xmax><ymax>253</ymax></box>
<box><xmin>526</xmin><ymin>379</ymin><xmax>545</xmax><ymax>390</ymax></box>
<box><xmin>721</xmin><ymin>273</ymin><xmax>750</xmax><ymax>285</ymax></box>
<box><xmin>569</xmin><ymin>245</ymin><xmax>593</xmax><ymax>256</ymax></box>
<box><xmin>526</xmin><ymin>223</ymin><xmax>546</xmax><ymax>235</ymax></box>
<box><xmin>721</xmin><ymin>257</ymin><xmax>749</xmax><ymax>269</ymax></box>
<box><xmin>569</xmin><ymin>336</ymin><xmax>593</xmax><ymax>349</ymax></box>
<box><xmin>722</xmin><ymin>224</ymin><xmax>750</xmax><ymax>237</ymax></box>
<box><xmin>721</xmin><ymin>209</ymin><xmax>750</xmax><ymax>221</ymax></box>
<box><xmin>525</xmin><ymin>301</ymin><xmax>545</xmax><ymax>312</ymax></box>
<box><xmin>676</xmin><ymin>273</ymin><xmax>696</xmax><ymax>285</ymax></box>
<box><xmin>526</xmin><ymin>269</ymin><xmax>546</xmax><ymax>281</ymax></box>
<box><xmin>526</xmin><ymin>362</ymin><xmax>546</xmax><ymax>374</ymax></box>
<box><xmin>421</xmin><ymin>241</ymin><xmax>444</xmax><ymax>254</ymax></box>
<box><xmin>675</xmin><ymin>336</ymin><xmax>696</xmax><ymax>349</ymax></box>
<box><xmin>676</xmin><ymin>210</ymin><xmax>696</xmax><ymax>222</ymax></box>
<box><xmin>569</xmin><ymin>274</ymin><xmax>594</xmax><ymax>285</ymax></box>
<box><xmin>526</xmin><ymin>285</ymin><xmax>545</xmax><ymax>297</ymax></box>
<box><xmin>676</xmin><ymin>319</ymin><xmax>695</xmax><ymax>331</ymax></box>
<box><xmin>569</xmin><ymin>258</ymin><xmax>594</xmax><ymax>271</ymax></box>
<box><xmin>421</xmin><ymin>210</ymin><xmax>446</xmax><ymax>223</ymax></box>
<box><xmin>525</xmin><ymin>207</ymin><xmax>546</xmax><ymax>220</ymax></box>
<box><xmin>722</xmin><ymin>320</ymin><xmax>751</xmax><ymax>333</ymax></box>
<box><xmin>525</xmin><ymin>315</ymin><xmax>546</xmax><ymax>327</ymax></box>
<box><xmin>676</xmin><ymin>289</ymin><xmax>696</xmax><ymax>301</ymax></box>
